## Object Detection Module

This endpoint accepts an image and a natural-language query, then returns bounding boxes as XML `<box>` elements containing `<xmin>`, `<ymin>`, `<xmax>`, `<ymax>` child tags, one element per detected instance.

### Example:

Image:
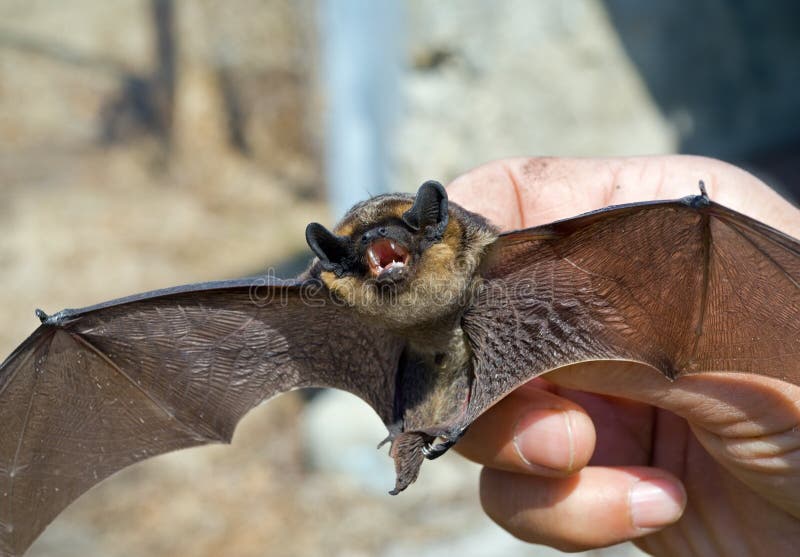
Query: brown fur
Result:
<box><xmin>312</xmin><ymin>197</ymin><xmax>498</xmax><ymax>351</ymax></box>
<box><xmin>308</xmin><ymin>191</ymin><xmax>499</xmax><ymax>441</ymax></box>
<box><xmin>333</xmin><ymin>195</ymin><xmax>415</xmax><ymax>238</ymax></box>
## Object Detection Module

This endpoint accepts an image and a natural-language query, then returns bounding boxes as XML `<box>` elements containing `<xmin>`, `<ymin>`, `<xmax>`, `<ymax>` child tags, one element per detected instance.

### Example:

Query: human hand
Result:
<box><xmin>448</xmin><ymin>156</ymin><xmax>800</xmax><ymax>555</ymax></box>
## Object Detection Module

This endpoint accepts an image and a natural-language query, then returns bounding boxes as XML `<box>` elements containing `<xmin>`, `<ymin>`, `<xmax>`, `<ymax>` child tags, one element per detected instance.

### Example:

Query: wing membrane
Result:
<box><xmin>463</xmin><ymin>197</ymin><xmax>800</xmax><ymax>424</ymax></box>
<box><xmin>0</xmin><ymin>278</ymin><xmax>402</xmax><ymax>556</ymax></box>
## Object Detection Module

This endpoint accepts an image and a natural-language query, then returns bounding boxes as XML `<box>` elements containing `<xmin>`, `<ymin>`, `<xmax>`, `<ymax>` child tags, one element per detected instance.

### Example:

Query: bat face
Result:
<box><xmin>305</xmin><ymin>181</ymin><xmax>498</xmax><ymax>333</ymax></box>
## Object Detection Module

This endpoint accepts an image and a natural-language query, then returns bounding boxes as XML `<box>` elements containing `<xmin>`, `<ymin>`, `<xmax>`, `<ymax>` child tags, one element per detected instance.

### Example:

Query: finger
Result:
<box><xmin>547</xmin><ymin>362</ymin><xmax>800</xmax><ymax>518</ymax></box>
<box><xmin>448</xmin><ymin>155</ymin><xmax>800</xmax><ymax>237</ymax></box>
<box><xmin>548</xmin><ymin>386</ymin><xmax>656</xmax><ymax>467</ymax></box>
<box><xmin>546</xmin><ymin>363</ymin><xmax>800</xmax><ymax>440</ymax></box>
<box><xmin>456</xmin><ymin>382</ymin><xmax>596</xmax><ymax>476</ymax></box>
<box><xmin>447</xmin><ymin>160</ymin><xmax>525</xmax><ymax>230</ymax></box>
<box><xmin>480</xmin><ymin>466</ymin><xmax>686</xmax><ymax>552</ymax></box>
<box><xmin>690</xmin><ymin>423</ymin><xmax>800</xmax><ymax>519</ymax></box>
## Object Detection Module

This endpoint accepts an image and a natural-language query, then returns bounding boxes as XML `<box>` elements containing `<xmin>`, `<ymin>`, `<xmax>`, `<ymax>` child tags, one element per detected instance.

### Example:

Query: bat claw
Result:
<box><xmin>376</xmin><ymin>435</ymin><xmax>392</xmax><ymax>450</ymax></box>
<box><xmin>377</xmin><ymin>421</ymin><xmax>404</xmax><ymax>449</ymax></box>
<box><xmin>698</xmin><ymin>180</ymin><xmax>709</xmax><ymax>199</ymax></box>
<box><xmin>684</xmin><ymin>180</ymin><xmax>711</xmax><ymax>209</ymax></box>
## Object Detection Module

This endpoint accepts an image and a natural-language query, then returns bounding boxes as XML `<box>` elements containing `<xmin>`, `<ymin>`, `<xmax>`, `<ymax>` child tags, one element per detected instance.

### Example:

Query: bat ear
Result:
<box><xmin>306</xmin><ymin>223</ymin><xmax>351</xmax><ymax>272</ymax></box>
<box><xmin>403</xmin><ymin>180</ymin><xmax>449</xmax><ymax>233</ymax></box>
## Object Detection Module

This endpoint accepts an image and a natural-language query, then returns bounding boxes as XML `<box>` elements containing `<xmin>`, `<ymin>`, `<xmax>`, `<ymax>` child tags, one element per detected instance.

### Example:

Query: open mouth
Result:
<box><xmin>366</xmin><ymin>238</ymin><xmax>410</xmax><ymax>278</ymax></box>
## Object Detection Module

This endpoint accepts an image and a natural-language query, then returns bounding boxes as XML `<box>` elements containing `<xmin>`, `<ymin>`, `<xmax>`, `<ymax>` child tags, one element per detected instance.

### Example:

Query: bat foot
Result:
<box><xmin>386</xmin><ymin>426</ymin><xmax>468</xmax><ymax>493</ymax></box>
<box><xmin>420</xmin><ymin>440</ymin><xmax>451</xmax><ymax>460</ymax></box>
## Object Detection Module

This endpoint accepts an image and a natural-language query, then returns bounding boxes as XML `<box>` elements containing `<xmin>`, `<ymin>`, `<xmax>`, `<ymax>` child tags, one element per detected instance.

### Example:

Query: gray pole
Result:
<box><xmin>320</xmin><ymin>0</ymin><xmax>403</xmax><ymax>218</ymax></box>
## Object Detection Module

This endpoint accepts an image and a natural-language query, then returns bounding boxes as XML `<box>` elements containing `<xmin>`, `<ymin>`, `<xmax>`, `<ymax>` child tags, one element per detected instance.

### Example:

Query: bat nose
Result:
<box><xmin>362</xmin><ymin>227</ymin><xmax>389</xmax><ymax>244</ymax></box>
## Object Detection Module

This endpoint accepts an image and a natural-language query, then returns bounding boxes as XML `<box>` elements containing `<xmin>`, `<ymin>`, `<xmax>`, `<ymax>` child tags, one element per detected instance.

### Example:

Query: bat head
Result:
<box><xmin>306</xmin><ymin>181</ymin><xmax>498</xmax><ymax>331</ymax></box>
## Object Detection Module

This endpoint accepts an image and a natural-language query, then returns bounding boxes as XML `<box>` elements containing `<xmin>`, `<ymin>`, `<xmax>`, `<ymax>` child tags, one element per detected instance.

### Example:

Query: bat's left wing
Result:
<box><xmin>0</xmin><ymin>277</ymin><xmax>402</xmax><ymax>557</ymax></box>
<box><xmin>462</xmin><ymin>189</ymin><xmax>800</xmax><ymax>424</ymax></box>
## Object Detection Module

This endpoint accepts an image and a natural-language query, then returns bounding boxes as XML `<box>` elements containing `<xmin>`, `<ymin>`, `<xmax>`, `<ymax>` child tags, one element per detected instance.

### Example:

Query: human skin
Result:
<box><xmin>447</xmin><ymin>156</ymin><xmax>800</xmax><ymax>555</ymax></box>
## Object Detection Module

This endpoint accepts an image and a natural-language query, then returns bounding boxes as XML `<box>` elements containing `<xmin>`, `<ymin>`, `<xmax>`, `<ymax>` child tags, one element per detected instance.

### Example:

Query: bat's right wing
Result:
<box><xmin>0</xmin><ymin>277</ymin><xmax>402</xmax><ymax>557</ymax></box>
<box><xmin>461</xmin><ymin>191</ymin><xmax>800</xmax><ymax>426</ymax></box>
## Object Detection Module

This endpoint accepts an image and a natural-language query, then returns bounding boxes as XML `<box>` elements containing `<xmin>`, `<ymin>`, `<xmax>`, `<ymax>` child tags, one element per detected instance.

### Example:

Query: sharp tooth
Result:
<box><xmin>367</xmin><ymin>247</ymin><xmax>380</xmax><ymax>267</ymax></box>
<box><xmin>389</xmin><ymin>240</ymin><xmax>398</xmax><ymax>253</ymax></box>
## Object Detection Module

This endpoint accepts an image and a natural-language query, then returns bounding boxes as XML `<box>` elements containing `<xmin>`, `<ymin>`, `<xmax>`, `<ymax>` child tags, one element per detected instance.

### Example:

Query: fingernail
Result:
<box><xmin>629</xmin><ymin>479</ymin><xmax>686</xmax><ymax>530</ymax></box>
<box><xmin>513</xmin><ymin>408</ymin><xmax>574</xmax><ymax>472</ymax></box>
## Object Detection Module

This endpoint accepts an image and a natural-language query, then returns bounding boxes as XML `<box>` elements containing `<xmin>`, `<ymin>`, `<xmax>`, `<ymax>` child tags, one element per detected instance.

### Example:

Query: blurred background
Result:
<box><xmin>1</xmin><ymin>1</ymin><xmax>799</xmax><ymax>556</ymax></box>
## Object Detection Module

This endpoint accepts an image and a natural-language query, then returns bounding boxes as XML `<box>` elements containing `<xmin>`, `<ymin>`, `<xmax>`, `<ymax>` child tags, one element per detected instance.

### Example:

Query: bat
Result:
<box><xmin>1</xmin><ymin>179</ymin><xmax>798</xmax><ymax>556</ymax></box>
